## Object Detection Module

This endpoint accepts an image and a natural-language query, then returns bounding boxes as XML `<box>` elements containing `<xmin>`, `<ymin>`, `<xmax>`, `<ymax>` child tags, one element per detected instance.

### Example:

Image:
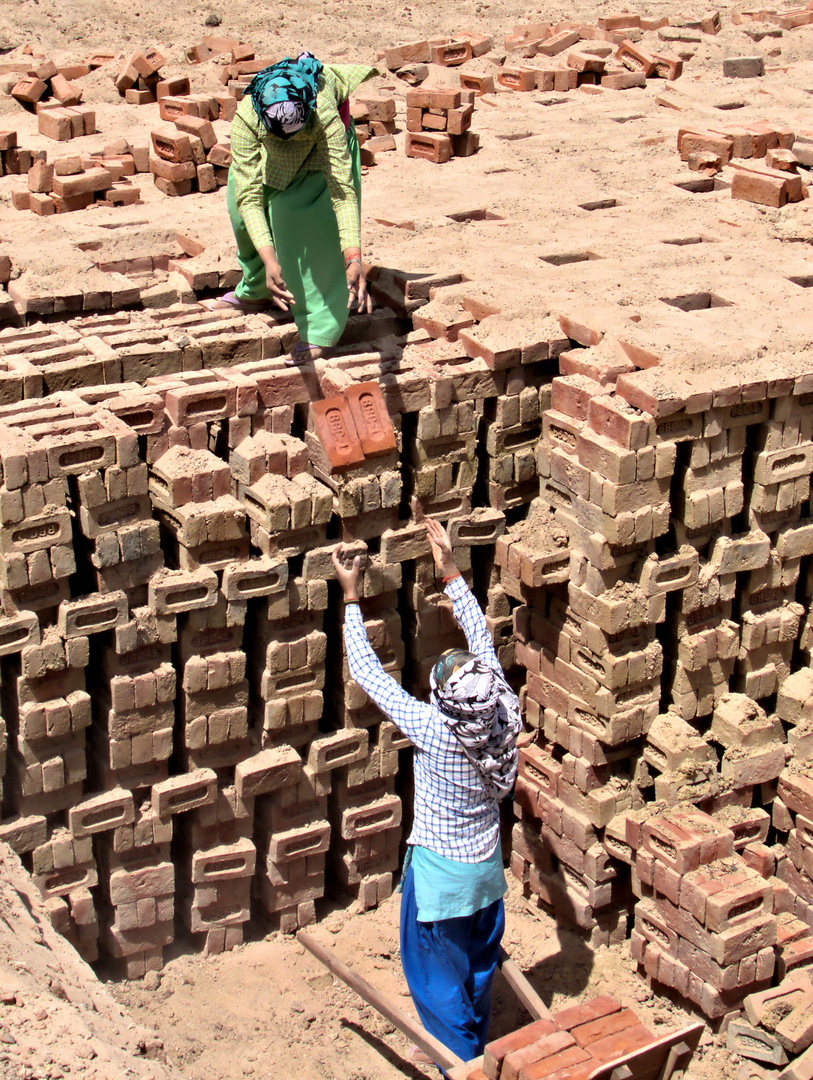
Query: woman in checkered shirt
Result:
<box><xmin>333</xmin><ymin>520</ymin><xmax>522</xmax><ymax>1069</ymax></box>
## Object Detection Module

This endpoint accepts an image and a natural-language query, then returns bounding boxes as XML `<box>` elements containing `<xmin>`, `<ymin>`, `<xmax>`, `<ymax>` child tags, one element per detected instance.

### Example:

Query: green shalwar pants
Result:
<box><xmin>226</xmin><ymin>123</ymin><xmax>362</xmax><ymax>349</ymax></box>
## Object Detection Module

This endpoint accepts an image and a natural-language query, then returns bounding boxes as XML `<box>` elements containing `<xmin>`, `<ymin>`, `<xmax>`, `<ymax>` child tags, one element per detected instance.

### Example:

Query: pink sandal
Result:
<box><xmin>199</xmin><ymin>291</ymin><xmax>274</xmax><ymax>314</ymax></box>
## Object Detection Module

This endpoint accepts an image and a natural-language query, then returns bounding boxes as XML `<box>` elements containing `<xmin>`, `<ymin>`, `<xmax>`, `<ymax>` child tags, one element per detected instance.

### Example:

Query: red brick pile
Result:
<box><xmin>7</xmin><ymin>59</ymin><xmax>97</xmax><ymax>141</ymax></box>
<box><xmin>405</xmin><ymin>87</ymin><xmax>478</xmax><ymax>163</ymax></box>
<box><xmin>628</xmin><ymin>802</ymin><xmax>779</xmax><ymax>1018</ymax></box>
<box><xmin>498</xmin><ymin>20</ymin><xmax>683</xmax><ymax>92</ymax></box>
<box><xmin>352</xmin><ymin>94</ymin><xmax>399</xmax><ymax>160</ymax></box>
<box><xmin>676</xmin><ymin>120</ymin><xmax>809</xmax><ymax>207</ymax></box>
<box><xmin>150</xmin><ymin>118</ymin><xmax>231</xmax><ymax>197</ymax></box>
<box><xmin>476</xmin><ymin>996</ymin><xmax>675</xmax><ymax>1080</ymax></box>
<box><xmin>380</xmin><ymin>33</ymin><xmax>495</xmax><ymax>73</ymax></box>
<box><xmin>733</xmin><ymin>5</ymin><xmax>813</xmax><ymax>29</ymax></box>
<box><xmin>214</xmin><ymin>52</ymin><xmax>277</xmax><ymax>103</ymax></box>
<box><xmin>0</xmin><ymin>131</ymin><xmax>45</xmax><ymax>177</ymax></box>
<box><xmin>36</xmin><ymin>104</ymin><xmax>97</xmax><ymax>143</ymax></box>
<box><xmin>185</xmin><ymin>35</ymin><xmax>255</xmax><ymax>66</ymax></box>
<box><xmin>11</xmin><ymin>60</ymin><xmax>87</xmax><ymax>112</ymax></box>
<box><xmin>115</xmin><ymin>48</ymin><xmax>173</xmax><ymax>106</ymax></box>
<box><xmin>13</xmin><ymin>143</ymin><xmax>149</xmax><ymax>215</ymax></box>
<box><xmin>496</xmin><ymin>311</ymin><xmax>813</xmax><ymax>1035</ymax></box>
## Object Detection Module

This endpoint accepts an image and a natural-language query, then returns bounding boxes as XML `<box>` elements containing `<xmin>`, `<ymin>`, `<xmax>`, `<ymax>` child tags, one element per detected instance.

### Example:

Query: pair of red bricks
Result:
<box><xmin>475</xmin><ymin>996</ymin><xmax>654</xmax><ymax>1080</ymax></box>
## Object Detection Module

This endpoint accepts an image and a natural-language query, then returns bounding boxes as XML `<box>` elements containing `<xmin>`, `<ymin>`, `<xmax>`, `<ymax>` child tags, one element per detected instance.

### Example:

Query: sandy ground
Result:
<box><xmin>110</xmin><ymin>875</ymin><xmax>733</xmax><ymax>1080</ymax></box>
<box><xmin>1</xmin><ymin>0</ymin><xmax>812</xmax><ymax>357</ymax></box>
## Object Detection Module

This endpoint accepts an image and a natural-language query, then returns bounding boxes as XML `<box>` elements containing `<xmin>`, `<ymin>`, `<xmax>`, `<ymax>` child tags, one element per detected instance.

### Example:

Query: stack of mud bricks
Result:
<box><xmin>405</xmin><ymin>87</ymin><xmax>478</xmax><ymax>163</ymax></box>
<box><xmin>476</xmin><ymin>375</ymin><xmax>550</xmax><ymax>514</ymax></box>
<box><xmin>676</xmin><ymin>120</ymin><xmax>806</xmax><ymax>208</ymax></box>
<box><xmin>0</xmin><ymin>305</ymin><xmax>380</xmax><ymax>969</ymax></box>
<box><xmin>0</xmin><ymin>131</ymin><xmax>45</xmax><ymax>178</ymax></box>
<box><xmin>151</xmin><ymin>117</ymin><xmax>231</xmax><ymax>197</ymax></box>
<box><xmin>115</xmin><ymin>47</ymin><xmax>170</xmax><ymax>106</ymax></box>
<box><xmin>498</xmin><ymin>18</ymin><xmax>682</xmax><ymax>94</ymax></box>
<box><xmin>501</xmin><ymin>343</ymin><xmax>813</xmax><ymax>1024</ymax></box>
<box><xmin>350</xmin><ymin>94</ymin><xmax>398</xmax><ymax>162</ymax></box>
<box><xmin>115</xmin><ymin>46</ymin><xmax>235</xmax><ymax>119</ymax></box>
<box><xmin>414</xmin><ymin>284</ymin><xmax>567</xmax><ymax>511</ymax></box>
<box><xmin>17</xmin><ymin>147</ymin><xmax>149</xmax><ymax>216</ymax></box>
<box><xmin>622</xmin><ymin>803</ymin><xmax>780</xmax><ymax>1020</ymax></box>
<box><xmin>0</xmin><ymin>308</ymin><xmax>270</xmax><ymax>371</ymax></box>
<box><xmin>10</xmin><ymin>60</ymin><xmax>95</xmax><ymax>142</ymax></box>
<box><xmin>246</xmin><ymin>745</ymin><xmax>325</xmax><ymax>933</ymax></box>
<box><xmin>477</xmin><ymin>995</ymin><xmax>666</xmax><ymax>1080</ymax></box>
<box><xmin>325</xmin><ymin>591</ymin><xmax>405</xmax><ymax>911</ymax></box>
<box><xmin>5</xmin><ymin>274</ymin><xmax>813</xmax><ymax>1020</ymax></box>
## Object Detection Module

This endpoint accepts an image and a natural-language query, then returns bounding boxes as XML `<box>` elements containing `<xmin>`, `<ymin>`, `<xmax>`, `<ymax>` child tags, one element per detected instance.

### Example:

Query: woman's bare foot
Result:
<box><xmin>409</xmin><ymin>1045</ymin><xmax>435</xmax><ymax>1066</ymax></box>
<box><xmin>286</xmin><ymin>341</ymin><xmax>330</xmax><ymax>365</ymax></box>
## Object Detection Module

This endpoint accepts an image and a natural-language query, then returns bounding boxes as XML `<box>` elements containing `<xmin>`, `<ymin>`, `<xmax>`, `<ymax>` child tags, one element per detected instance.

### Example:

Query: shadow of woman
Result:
<box><xmin>489</xmin><ymin>924</ymin><xmax>596</xmax><ymax>1041</ymax></box>
<box><xmin>339</xmin><ymin>1017</ymin><xmax>435</xmax><ymax>1080</ymax></box>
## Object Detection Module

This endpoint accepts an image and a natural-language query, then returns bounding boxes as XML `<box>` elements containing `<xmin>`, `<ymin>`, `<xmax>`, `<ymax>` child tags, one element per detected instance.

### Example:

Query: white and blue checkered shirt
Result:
<box><xmin>344</xmin><ymin>575</ymin><xmax>516</xmax><ymax>862</ymax></box>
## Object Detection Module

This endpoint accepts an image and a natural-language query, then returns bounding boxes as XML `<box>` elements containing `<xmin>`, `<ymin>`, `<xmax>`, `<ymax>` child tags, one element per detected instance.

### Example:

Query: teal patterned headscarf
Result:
<box><xmin>247</xmin><ymin>52</ymin><xmax>324</xmax><ymax>139</ymax></box>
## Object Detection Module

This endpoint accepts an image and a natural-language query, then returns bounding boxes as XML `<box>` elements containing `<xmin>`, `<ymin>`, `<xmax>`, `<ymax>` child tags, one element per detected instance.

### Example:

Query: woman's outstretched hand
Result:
<box><xmin>265</xmin><ymin>258</ymin><xmax>295</xmax><ymax>311</ymax></box>
<box><xmin>346</xmin><ymin>262</ymin><xmax>373</xmax><ymax>313</ymax></box>
<box><xmin>425</xmin><ymin>518</ymin><xmax>457</xmax><ymax>578</ymax></box>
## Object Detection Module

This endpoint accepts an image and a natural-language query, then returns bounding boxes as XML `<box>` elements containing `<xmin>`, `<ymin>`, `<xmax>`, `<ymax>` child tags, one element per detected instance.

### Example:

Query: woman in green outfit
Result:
<box><xmin>212</xmin><ymin>52</ymin><xmax>376</xmax><ymax>363</ymax></box>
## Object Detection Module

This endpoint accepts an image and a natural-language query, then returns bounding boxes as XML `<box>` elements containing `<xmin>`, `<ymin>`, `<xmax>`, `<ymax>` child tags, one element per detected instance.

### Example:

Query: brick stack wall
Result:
<box><xmin>1</xmin><ymin>268</ymin><xmax>813</xmax><ymax>1057</ymax></box>
<box><xmin>507</xmin><ymin>339</ymin><xmax>813</xmax><ymax>1025</ymax></box>
<box><xmin>0</xmin><ymin>274</ymin><xmax>564</xmax><ymax>978</ymax></box>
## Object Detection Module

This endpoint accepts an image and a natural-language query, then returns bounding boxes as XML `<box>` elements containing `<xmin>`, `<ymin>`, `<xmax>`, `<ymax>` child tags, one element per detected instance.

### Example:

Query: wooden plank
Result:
<box><xmin>586</xmin><ymin>1024</ymin><xmax>704</xmax><ymax>1080</ymax></box>
<box><xmin>658</xmin><ymin>1040</ymin><xmax>693</xmax><ymax>1080</ymax></box>
<box><xmin>448</xmin><ymin>1054</ymin><xmax>484</xmax><ymax>1080</ymax></box>
<box><xmin>498</xmin><ymin>947</ymin><xmax>553</xmax><ymax>1021</ymax></box>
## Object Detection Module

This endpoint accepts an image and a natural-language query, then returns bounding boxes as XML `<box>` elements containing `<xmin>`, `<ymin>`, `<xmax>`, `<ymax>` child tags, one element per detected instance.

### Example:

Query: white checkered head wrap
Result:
<box><xmin>430</xmin><ymin>651</ymin><xmax>521</xmax><ymax>801</ymax></box>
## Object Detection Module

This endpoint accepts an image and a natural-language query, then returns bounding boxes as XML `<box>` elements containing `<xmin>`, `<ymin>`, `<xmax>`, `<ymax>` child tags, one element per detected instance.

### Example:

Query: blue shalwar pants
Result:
<box><xmin>400</xmin><ymin>865</ymin><xmax>505</xmax><ymax>1069</ymax></box>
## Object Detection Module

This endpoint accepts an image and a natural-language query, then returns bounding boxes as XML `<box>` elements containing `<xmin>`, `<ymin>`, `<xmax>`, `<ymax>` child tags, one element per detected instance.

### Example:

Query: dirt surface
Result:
<box><xmin>110</xmin><ymin>875</ymin><xmax>735</xmax><ymax>1080</ymax></box>
<box><xmin>1</xmin><ymin>2</ymin><xmax>812</xmax><ymax>1078</ymax></box>
<box><xmin>0</xmin><ymin>843</ymin><xmax>177</xmax><ymax>1080</ymax></box>
<box><xmin>1</xmin><ymin>0</ymin><xmax>812</xmax><ymax>372</ymax></box>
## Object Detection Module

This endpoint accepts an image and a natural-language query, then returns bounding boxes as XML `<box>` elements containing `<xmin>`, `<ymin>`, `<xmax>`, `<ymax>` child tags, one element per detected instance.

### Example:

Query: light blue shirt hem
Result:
<box><xmin>411</xmin><ymin>841</ymin><xmax>507</xmax><ymax>923</ymax></box>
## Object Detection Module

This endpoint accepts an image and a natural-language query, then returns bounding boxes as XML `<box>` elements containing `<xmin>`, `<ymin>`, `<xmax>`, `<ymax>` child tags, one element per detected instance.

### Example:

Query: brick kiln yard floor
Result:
<box><xmin>1</xmin><ymin>0</ymin><xmax>813</xmax><ymax>1078</ymax></box>
<box><xmin>109</xmin><ymin>875</ymin><xmax>728</xmax><ymax>1080</ymax></box>
<box><xmin>1</xmin><ymin>0</ymin><xmax>813</xmax><ymax>344</ymax></box>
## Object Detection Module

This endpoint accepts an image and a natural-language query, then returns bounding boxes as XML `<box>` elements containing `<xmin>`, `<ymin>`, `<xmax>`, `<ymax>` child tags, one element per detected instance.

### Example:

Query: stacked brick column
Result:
<box><xmin>244</xmin><ymin>745</ymin><xmax>328</xmax><ymax>934</ymax></box>
<box><xmin>479</xmin><ymin>379</ymin><xmax>545</xmax><ymax>514</ymax></box>
<box><xmin>176</xmin><ymin>782</ymin><xmax>256</xmax><ymax>954</ymax></box>
<box><xmin>627</xmin><ymin>805</ymin><xmax>777</xmax><ymax>1019</ymax></box>
<box><xmin>1</xmin><ymin>628</ymin><xmax>91</xmax><ymax>817</ymax></box>
<box><xmin>88</xmin><ymin>603</ymin><xmax>176</xmax><ymax>791</ymax></box>
<box><xmin>94</xmin><ymin>796</ymin><xmax>174</xmax><ymax>978</ymax></box>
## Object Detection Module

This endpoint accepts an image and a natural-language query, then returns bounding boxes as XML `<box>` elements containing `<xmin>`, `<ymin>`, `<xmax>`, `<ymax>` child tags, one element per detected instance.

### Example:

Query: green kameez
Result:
<box><xmin>226</xmin><ymin>122</ymin><xmax>361</xmax><ymax>348</ymax></box>
<box><xmin>227</xmin><ymin>63</ymin><xmax>374</xmax><ymax>348</ymax></box>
